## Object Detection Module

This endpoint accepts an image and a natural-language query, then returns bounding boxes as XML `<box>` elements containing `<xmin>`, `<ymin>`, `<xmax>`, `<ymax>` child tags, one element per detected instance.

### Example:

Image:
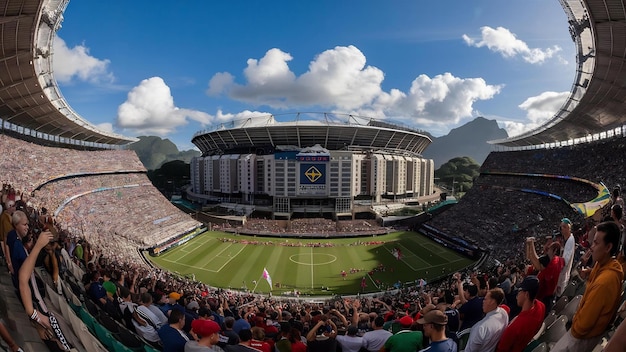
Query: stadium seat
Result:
<box><xmin>530</xmin><ymin>342</ymin><xmax>547</xmax><ymax>352</ymax></box>
<box><xmin>561</xmin><ymin>281</ymin><xmax>578</xmax><ymax>299</ymax></box>
<box><xmin>538</xmin><ymin>315</ymin><xmax>567</xmax><ymax>349</ymax></box>
<box><xmin>552</xmin><ymin>295</ymin><xmax>568</xmax><ymax>315</ymax></box>
<box><xmin>98</xmin><ymin>313</ymin><xmax>121</xmax><ymax>334</ymax></box>
<box><xmin>93</xmin><ymin>322</ymin><xmax>116</xmax><ymax>350</ymax></box>
<box><xmin>543</xmin><ymin>311</ymin><xmax>558</xmax><ymax>327</ymax></box>
<box><xmin>84</xmin><ymin>299</ymin><xmax>101</xmax><ymax>318</ymax></box>
<box><xmin>531</xmin><ymin>322</ymin><xmax>546</xmax><ymax>341</ymax></box>
<box><xmin>143</xmin><ymin>344</ymin><xmax>161</xmax><ymax>352</ymax></box>
<box><xmin>561</xmin><ymin>295</ymin><xmax>582</xmax><ymax>323</ymax></box>
<box><xmin>110</xmin><ymin>338</ymin><xmax>136</xmax><ymax>352</ymax></box>
<box><xmin>78</xmin><ymin>306</ymin><xmax>98</xmax><ymax>334</ymax></box>
<box><xmin>116</xmin><ymin>326</ymin><xmax>145</xmax><ymax>350</ymax></box>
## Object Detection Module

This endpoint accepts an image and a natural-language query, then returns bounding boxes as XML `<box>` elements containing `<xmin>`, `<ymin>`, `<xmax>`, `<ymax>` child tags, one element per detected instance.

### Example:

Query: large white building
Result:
<box><xmin>189</xmin><ymin>114</ymin><xmax>434</xmax><ymax>219</ymax></box>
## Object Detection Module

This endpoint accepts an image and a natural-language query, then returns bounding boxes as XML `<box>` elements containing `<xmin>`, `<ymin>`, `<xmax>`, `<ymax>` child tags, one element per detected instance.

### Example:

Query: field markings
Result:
<box><xmin>160</xmin><ymin>242</ymin><xmax>246</xmax><ymax>273</ymax></box>
<box><xmin>212</xmin><ymin>244</ymin><xmax>247</xmax><ymax>272</ymax></box>
<box><xmin>310</xmin><ymin>248</ymin><xmax>314</xmax><ymax>289</ymax></box>
<box><xmin>382</xmin><ymin>243</ymin><xmax>421</xmax><ymax>271</ymax></box>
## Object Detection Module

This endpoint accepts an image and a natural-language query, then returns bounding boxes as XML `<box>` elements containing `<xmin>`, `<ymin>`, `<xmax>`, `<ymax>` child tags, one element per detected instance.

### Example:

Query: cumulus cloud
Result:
<box><xmin>117</xmin><ymin>77</ymin><xmax>213</xmax><ymax>135</ymax></box>
<box><xmin>208</xmin><ymin>46</ymin><xmax>501</xmax><ymax>127</ymax></box>
<box><xmin>463</xmin><ymin>26</ymin><xmax>561</xmax><ymax>64</ymax></box>
<box><xmin>95</xmin><ymin>122</ymin><xmax>114</xmax><ymax>133</ymax></box>
<box><xmin>53</xmin><ymin>37</ymin><xmax>114</xmax><ymax>83</ymax></box>
<box><xmin>500</xmin><ymin>91</ymin><xmax>570</xmax><ymax>136</ymax></box>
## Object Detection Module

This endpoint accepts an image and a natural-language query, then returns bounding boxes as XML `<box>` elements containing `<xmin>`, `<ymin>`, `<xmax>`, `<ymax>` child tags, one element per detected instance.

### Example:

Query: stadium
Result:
<box><xmin>188</xmin><ymin>113</ymin><xmax>435</xmax><ymax>220</ymax></box>
<box><xmin>1</xmin><ymin>0</ymin><xmax>626</xmax><ymax>351</ymax></box>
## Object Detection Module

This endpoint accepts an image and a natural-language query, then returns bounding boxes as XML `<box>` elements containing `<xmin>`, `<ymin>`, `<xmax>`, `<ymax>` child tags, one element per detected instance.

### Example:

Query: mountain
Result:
<box><xmin>422</xmin><ymin>117</ymin><xmax>509</xmax><ymax>168</ymax></box>
<box><xmin>127</xmin><ymin>136</ymin><xmax>201</xmax><ymax>170</ymax></box>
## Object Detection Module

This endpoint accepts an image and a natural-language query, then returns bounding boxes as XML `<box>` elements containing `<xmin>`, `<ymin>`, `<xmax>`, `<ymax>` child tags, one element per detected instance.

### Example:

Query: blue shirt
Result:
<box><xmin>158</xmin><ymin>324</ymin><xmax>190</xmax><ymax>352</ymax></box>
<box><xmin>10</xmin><ymin>235</ymin><xmax>28</xmax><ymax>289</ymax></box>
<box><xmin>418</xmin><ymin>338</ymin><xmax>457</xmax><ymax>352</ymax></box>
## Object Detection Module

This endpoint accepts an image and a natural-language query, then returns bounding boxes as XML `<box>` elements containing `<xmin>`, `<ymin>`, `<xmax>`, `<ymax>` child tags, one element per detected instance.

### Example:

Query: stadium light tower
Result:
<box><xmin>451</xmin><ymin>177</ymin><xmax>458</xmax><ymax>198</ymax></box>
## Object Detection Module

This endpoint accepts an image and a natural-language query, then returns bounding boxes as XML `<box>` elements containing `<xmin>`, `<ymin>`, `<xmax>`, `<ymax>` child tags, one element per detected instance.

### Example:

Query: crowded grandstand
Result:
<box><xmin>1</xmin><ymin>0</ymin><xmax>626</xmax><ymax>351</ymax></box>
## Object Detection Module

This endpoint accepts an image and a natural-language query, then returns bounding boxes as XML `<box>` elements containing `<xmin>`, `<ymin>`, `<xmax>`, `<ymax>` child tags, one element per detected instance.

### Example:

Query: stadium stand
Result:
<box><xmin>2</xmin><ymin>0</ymin><xmax>626</xmax><ymax>350</ymax></box>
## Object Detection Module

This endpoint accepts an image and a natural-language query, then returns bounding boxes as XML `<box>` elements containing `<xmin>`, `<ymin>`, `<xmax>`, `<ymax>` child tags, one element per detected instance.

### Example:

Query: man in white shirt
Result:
<box><xmin>464</xmin><ymin>288</ymin><xmax>508</xmax><ymax>352</ymax></box>
<box><xmin>557</xmin><ymin>218</ymin><xmax>575</xmax><ymax>296</ymax></box>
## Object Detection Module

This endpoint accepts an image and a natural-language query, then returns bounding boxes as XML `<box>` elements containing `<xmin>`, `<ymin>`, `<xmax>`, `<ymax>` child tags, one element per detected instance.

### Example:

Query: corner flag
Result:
<box><xmin>262</xmin><ymin>268</ymin><xmax>273</xmax><ymax>288</ymax></box>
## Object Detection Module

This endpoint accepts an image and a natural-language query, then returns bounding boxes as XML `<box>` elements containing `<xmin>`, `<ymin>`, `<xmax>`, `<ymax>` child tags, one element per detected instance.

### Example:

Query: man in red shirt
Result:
<box><xmin>526</xmin><ymin>239</ymin><xmax>563</xmax><ymax>313</ymax></box>
<box><xmin>496</xmin><ymin>276</ymin><xmax>545</xmax><ymax>352</ymax></box>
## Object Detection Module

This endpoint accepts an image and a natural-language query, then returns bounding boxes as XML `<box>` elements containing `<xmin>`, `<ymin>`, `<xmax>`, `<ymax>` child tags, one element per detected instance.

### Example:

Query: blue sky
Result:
<box><xmin>55</xmin><ymin>0</ymin><xmax>575</xmax><ymax>150</ymax></box>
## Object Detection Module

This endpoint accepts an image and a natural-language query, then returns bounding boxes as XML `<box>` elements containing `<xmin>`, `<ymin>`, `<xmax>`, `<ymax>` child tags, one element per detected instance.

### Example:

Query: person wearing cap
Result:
<box><xmin>417</xmin><ymin>310</ymin><xmax>456</xmax><ymax>352</ymax></box>
<box><xmin>381</xmin><ymin>315</ymin><xmax>423</xmax><ymax>352</ymax></box>
<box><xmin>161</xmin><ymin>291</ymin><xmax>182</xmax><ymax>315</ymax></box>
<box><xmin>361</xmin><ymin>316</ymin><xmax>392</xmax><ymax>352</ymax></box>
<box><xmin>557</xmin><ymin>217</ymin><xmax>575</xmax><ymax>297</ymax></box>
<box><xmin>336</xmin><ymin>325</ymin><xmax>363</xmax><ymax>352</ymax></box>
<box><xmin>186</xmin><ymin>319</ymin><xmax>225</xmax><ymax>351</ymax></box>
<box><xmin>464</xmin><ymin>288</ymin><xmax>508</xmax><ymax>352</ymax></box>
<box><xmin>495</xmin><ymin>276</ymin><xmax>545</xmax><ymax>352</ymax></box>
<box><xmin>552</xmin><ymin>222</ymin><xmax>624</xmax><ymax>352</ymax></box>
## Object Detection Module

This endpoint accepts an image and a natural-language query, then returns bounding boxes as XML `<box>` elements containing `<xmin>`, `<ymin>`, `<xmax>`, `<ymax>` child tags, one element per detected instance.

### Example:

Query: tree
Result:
<box><xmin>434</xmin><ymin>156</ymin><xmax>480</xmax><ymax>197</ymax></box>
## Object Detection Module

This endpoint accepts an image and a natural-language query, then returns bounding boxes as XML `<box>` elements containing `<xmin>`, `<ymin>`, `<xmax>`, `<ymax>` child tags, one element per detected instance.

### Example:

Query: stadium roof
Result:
<box><xmin>191</xmin><ymin>113</ymin><xmax>432</xmax><ymax>156</ymax></box>
<box><xmin>491</xmin><ymin>0</ymin><xmax>626</xmax><ymax>147</ymax></box>
<box><xmin>0</xmin><ymin>0</ymin><xmax>137</xmax><ymax>147</ymax></box>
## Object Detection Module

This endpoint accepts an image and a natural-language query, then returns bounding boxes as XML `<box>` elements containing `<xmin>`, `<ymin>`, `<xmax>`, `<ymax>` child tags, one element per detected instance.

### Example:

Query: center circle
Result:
<box><xmin>289</xmin><ymin>253</ymin><xmax>337</xmax><ymax>266</ymax></box>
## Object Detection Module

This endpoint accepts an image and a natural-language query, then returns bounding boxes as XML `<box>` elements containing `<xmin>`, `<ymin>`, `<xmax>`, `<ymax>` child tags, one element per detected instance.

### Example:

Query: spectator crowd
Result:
<box><xmin>0</xmin><ymin>132</ymin><xmax>625</xmax><ymax>351</ymax></box>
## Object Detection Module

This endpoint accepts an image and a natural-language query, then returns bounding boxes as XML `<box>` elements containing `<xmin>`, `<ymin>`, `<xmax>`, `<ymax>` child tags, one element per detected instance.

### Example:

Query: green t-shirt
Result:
<box><xmin>384</xmin><ymin>330</ymin><xmax>423</xmax><ymax>352</ymax></box>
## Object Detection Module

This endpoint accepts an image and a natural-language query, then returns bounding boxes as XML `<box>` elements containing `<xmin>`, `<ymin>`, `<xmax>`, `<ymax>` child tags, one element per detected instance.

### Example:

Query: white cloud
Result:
<box><xmin>463</xmin><ymin>26</ymin><xmax>561</xmax><ymax>64</ymax></box>
<box><xmin>117</xmin><ymin>77</ymin><xmax>213</xmax><ymax>135</ymax></box>
<box><xmin>500</xmin><ymin>91</ymin><xmax>570</xmax><ymax>136</ymax></box>
<box><xmin>208</xmin><ymin>46</ymin><xmax>501</xmax><ymax>127</ymax></box>
<box><xmin>53</xmin><ymin>37</ymin><xmax>114</xmax><ymax>83</ymax></box>
<box><xmin>95</xmin><ymin>122</ymin><xmax>114</xmax><ymax>133</ymax></box>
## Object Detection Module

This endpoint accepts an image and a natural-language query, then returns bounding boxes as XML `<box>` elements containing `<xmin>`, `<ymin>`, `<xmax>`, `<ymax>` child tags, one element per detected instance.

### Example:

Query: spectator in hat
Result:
<box><xmin>552</xmin><ymin>222</ymin><xmax>624</xmax><ymax>352</ymax></box>
<box><xmin>361</xmin><ymin>316</ymin><xmax>392</xmax><ymax>352</ymax></box>
<box><xmin>496</xmin><ymin>276</ymin><xmax>545</xmax><ymax>352</ymax></box>
<box><xmin>381</xmin><ymin>315</ymin><xmax>423</xmax><ymax>352</ymax></box>
<box><xmin>417</xmin><ymin>310</ymin><xmax>457</xmax><ymax>352</ymax></box>
<box><xmin>186</xmin><ymin>319</ymin><xmax>224</xmax><ymax>351</ymax></box>
<box><xmin>336</xmin><ymin>325</ymin><xmax>363</xmax><ymax>352</ymax></box>
<box><xmin>464</xmin><ymin>288</ymin><xmax>508</xmax><ymax>352</ymax></box>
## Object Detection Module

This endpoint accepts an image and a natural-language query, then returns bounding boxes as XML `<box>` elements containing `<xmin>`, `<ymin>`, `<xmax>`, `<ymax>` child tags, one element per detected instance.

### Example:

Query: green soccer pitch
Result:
<box><xmin>147</xmin><ymin>231</ymin><xmax>476</xmax><ymax>296</ymax></box>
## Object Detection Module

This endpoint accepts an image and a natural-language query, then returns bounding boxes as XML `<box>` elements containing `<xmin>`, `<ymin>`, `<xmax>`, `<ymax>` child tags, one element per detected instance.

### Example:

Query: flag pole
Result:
<box><xmin>251</xmin><ymin>274</ymin><xmax>263</xmax><ymax>293</ymax></box>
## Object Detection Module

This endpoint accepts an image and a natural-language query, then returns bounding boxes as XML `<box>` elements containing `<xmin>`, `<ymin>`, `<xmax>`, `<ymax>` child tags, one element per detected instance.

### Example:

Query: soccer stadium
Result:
<box><xmin>188</xmin><ymin>113</ymin><xmax>435</xmax><ymax>219</ymax></box>
<box><xmin>1</xmin><ymin>0</ymin><xmax>626</xmax><ymax>351</ymax></box>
